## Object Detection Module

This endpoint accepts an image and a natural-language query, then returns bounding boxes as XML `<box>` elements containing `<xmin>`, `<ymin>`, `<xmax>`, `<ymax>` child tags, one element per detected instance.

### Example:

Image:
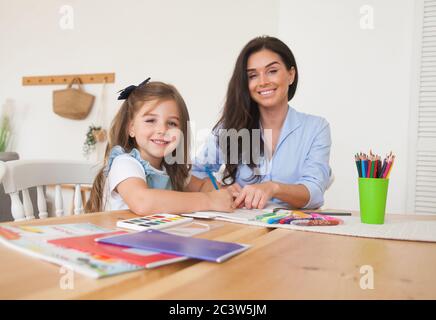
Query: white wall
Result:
<box><xmin>278</xmin><ymin>0</ymin><xmax>415</xmax><ymax>213</ymax></box>
<box><xmin>0</xmin><ymin>0</ymin><xmax>279</xmax><ymax>161</ymax></box>
<box><xmin>1</xmin><ymin>0</ymin><xmax>417</xmax><ymax>213</ymax></box>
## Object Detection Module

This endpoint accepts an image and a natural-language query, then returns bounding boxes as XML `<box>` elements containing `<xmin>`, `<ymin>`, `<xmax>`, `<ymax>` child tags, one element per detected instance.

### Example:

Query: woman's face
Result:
<box><xmin>247</xmin><ymin>49</ymin><xmax>295</xmax><ymax>110</ymax></box>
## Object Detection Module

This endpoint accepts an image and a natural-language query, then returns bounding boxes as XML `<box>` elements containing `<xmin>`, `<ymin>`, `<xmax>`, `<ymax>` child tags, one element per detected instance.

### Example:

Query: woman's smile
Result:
<box><xmin>257</xmin><ymin>88</ymin><xmax>277</xmax><ymax>97</ymax></box>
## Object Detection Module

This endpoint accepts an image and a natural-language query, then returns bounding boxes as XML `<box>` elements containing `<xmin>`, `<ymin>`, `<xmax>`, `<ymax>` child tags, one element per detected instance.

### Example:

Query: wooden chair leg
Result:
<box><xmin>81</xmin><ymin>189</ymin><xmax>87</xmax><ymax>212</ymax></box>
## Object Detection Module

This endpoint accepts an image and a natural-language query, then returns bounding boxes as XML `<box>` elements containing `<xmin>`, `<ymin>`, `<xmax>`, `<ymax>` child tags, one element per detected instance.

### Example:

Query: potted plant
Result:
<box><xmin>83</xmin><ymin>125</ymin><xmax>107</xmax><ymax>157</ymax></box>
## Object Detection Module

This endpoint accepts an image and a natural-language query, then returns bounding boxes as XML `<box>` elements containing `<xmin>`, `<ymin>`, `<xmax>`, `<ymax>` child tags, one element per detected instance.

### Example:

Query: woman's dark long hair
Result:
<box><xmin>214</xmin><ymin>36</ymin><xmax>299</xmax><ymax>184</ymax></box>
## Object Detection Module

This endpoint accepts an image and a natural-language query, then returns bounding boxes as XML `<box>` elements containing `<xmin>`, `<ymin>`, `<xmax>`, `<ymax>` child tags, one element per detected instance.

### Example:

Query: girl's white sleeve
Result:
<box><xmin>107</xmin><ymin>155</ymin><xmax>146</xmax><ymax>194</ymax></box>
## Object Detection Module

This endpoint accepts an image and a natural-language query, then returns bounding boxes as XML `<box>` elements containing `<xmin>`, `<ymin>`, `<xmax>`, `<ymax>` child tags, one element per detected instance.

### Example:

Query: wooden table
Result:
<box><xmin>1</xmin><ymin>211</ymin><xmax>435</xmax><ymax>299</ymax></box>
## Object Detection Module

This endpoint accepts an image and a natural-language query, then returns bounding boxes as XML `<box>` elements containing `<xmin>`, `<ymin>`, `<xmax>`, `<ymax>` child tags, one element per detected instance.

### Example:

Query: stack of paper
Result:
<box><xmin>0</xmin><ymin>223</ymin><xmax>186</xmax><ymax>279</ymax></box>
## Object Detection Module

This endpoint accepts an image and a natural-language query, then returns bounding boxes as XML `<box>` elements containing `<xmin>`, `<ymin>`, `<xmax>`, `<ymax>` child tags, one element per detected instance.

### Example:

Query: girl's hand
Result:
<box><xmin>223</xmin><ymin>183</ymin><xmax>242</xmax><ymax>197</ymax></box>
<box><xmin>222</xmin><ymin>183</ymin><xmax>244</xmax><ymax>208</ymax></box>
<box><xmin>206</xmin><ymin>189</ymin><xmax>235</xmax><ymax>213</ymax></box>
<box><xmin>233</xmin><ymin>182</ymin><xmax>278</xmax><ymax>209</ymax></box>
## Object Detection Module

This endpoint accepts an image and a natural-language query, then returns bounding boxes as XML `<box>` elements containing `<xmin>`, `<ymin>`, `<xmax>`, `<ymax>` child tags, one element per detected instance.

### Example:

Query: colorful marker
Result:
<box><xmin>255</xmin><ymin>212</ymin><xmax>276</xmax><ymax>220</ymax></box>
<box><xmin>262</xmin><ymin>214</ymin><xmax>289</xmax><ymax>223</ymax></box>
<box><xmin>310</xmin><ymin>213</ymin><xmax>337</xmax><ymax>221</ymax></box>
<box><xmin>291</xmin><ymin>219</ymin><xmax>340</xmax><ymax>226</ymax></box>
<box><xmin>279</xmin><ymin>214</ymin><xmax>316</xmax><ymax>224</ymax></box>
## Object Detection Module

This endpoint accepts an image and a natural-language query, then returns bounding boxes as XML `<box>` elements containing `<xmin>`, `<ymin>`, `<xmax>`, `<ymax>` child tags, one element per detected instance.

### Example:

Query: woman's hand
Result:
<box><xmin>206</xmin><ymin>189</ymin><xmax>235</xmax><ymax>212</ymax></box>
<box><xmin>232</xmin><ymin>182</ymin><xmax>278</xmax><ymax>209</ymax></box>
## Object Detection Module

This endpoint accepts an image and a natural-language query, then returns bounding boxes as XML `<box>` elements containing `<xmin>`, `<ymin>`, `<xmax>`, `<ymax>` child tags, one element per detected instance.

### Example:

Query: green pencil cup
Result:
<box><xmin>358</xmin><ymin>178</ymin><xmax>389</xmax><ymax>224</ymax></box>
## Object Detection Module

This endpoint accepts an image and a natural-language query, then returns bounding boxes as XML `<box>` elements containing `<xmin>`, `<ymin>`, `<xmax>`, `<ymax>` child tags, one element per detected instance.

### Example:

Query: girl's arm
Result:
<box><xmin>184</xmin><ymin>176</ymin><xmax>217</xmax><ymax>192</ymax></box>
<box><xmin>116</xmin><ymin>177</ymin><xmax>232</xmax><ymax>215</ymax></box>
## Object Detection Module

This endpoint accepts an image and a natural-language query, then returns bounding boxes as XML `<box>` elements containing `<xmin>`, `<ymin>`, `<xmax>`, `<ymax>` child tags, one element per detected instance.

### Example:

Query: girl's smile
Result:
<box><xmin>151</xmin><ymin>139</ymin><xmax>169</xmax><ymax>145</ymax></box>
<box><xmin>150</xmin><ymin>136</ymin><xmax>175</xmax><ymax>146</ymax></box>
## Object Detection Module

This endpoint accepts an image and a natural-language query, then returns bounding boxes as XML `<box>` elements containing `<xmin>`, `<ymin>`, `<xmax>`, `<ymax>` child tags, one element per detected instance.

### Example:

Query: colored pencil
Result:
<box><xmin>372</xmin><ymin>157</ymin><xmax>375</xmax><ymax>178</ymax></box>
<box><xmin>370</xmin><ymin>157</ymin><xmax>375</xmax><ymax>178</ymax></box>
<box><xmin>355</xmin><ymin>151</ymin><xmax>395</xmax><ymax>179</ymax></box>
<box><xmin>386</xmin><ymin>155</ymin><xmax>395</xmax><ymax>178</ymax></box>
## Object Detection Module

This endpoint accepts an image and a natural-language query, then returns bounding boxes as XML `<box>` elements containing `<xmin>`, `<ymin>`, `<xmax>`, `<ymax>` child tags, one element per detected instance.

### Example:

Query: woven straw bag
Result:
<box><xmin>53</xmin><ymin>78</ymin><xmax>95</xmax><ymax>120</ymax></box>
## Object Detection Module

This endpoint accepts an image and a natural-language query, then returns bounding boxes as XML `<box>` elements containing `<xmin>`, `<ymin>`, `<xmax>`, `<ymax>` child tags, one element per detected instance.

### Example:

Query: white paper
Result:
<box><xmin>227</xmin><ymin>216</ymin><xmax>436</xmax><ymax>243</ymax></box>
<box><xmin>183</xmin><ymin>204</ymin><xmax>280</xmax><ymax>222</ymax></box>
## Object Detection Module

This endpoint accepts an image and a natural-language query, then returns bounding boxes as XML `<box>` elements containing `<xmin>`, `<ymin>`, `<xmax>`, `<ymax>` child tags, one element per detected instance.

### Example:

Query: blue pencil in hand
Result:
<box><xmin>205</xmin><ymin>166</ymin><xmax>219</xmax><ymax>190</ymax></box>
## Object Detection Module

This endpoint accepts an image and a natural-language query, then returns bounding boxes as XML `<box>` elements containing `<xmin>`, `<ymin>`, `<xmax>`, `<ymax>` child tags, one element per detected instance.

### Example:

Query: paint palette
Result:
<box><xmin>116</xmin><ymin>214</ymin><xmax>193</xmax><ymax>231</ymax></box>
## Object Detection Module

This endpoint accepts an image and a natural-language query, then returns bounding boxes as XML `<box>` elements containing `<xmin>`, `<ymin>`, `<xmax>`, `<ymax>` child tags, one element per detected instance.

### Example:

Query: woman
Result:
<box><xmin>192</xmin><ymin>36</ymin><xmax>331</xmax><ymax>209</ymax></box>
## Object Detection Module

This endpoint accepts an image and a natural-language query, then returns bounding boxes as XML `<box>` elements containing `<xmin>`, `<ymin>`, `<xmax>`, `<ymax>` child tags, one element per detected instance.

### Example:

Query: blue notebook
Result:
<box><xmin>96</xmin><ymin>229</ymin><xmax>250</xmax><ymax>263</ymax></box>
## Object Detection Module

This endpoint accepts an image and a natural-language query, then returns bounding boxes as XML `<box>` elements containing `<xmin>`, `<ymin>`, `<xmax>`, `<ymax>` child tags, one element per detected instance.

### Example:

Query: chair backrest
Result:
<box><xmin>0</xmin><ymin>162</ymin><xmax>5</xmax><ymax>184</ymax></box>
<box><xmin>0</xmin><ymin>160</ymin><xmax>101</xmax><ymax>221</ymax></box>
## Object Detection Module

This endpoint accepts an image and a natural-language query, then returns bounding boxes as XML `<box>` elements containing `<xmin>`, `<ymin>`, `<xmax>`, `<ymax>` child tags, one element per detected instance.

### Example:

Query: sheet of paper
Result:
<box><xmin>183</xmin><ymin>204</ymin><xmax>281</xmax><ymax>222</ymax></box>
<box><xmin>226</xmin><ymin>216</ymin><xmax>436</xmax><ymax>243</ymax></box>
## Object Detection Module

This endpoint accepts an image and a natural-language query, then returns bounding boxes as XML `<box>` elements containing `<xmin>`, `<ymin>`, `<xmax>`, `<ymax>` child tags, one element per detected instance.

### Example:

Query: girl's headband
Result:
<box><xmin>117</xmin><ymin>77</ymin><xmax>151</xmax><ymax>100</ymax></box>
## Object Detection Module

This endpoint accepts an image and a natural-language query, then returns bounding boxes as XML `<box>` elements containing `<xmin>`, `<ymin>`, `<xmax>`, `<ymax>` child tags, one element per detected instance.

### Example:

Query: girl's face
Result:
<box><xmin>129</xmin><ymin>99</ymin><xmax>182</xmax><ymax>168</ymax></box>
<box><xmin>246</xmin><ymin>49</ymin><xmax>295</xmax><ymax>111</ymax></box>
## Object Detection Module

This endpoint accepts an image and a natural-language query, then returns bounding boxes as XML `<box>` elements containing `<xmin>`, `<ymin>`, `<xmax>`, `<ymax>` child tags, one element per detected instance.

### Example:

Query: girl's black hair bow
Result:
<box><xmin>117</xmin><ymin>77</ymin><xmax>151</xmax><ymax>100</ymax></box>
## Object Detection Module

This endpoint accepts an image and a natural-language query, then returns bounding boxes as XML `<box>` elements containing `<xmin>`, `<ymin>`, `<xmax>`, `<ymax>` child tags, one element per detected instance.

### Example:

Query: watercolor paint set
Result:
<box><xmin>116</xmin><ymin>214</ymin><xmax>193</xmax><ymax>231</ymax></box>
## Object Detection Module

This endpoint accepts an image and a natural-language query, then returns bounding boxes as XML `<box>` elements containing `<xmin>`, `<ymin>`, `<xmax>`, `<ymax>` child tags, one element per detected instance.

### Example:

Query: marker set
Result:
<box><xmin>255</xmin><ymin>210</ymin><xmax>342</xmax><ymax>227</ymax></box>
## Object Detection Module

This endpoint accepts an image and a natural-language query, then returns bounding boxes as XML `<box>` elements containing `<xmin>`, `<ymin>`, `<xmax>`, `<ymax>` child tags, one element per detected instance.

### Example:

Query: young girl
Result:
<box><xmin>86</xmin><ymin>78</ymin><xmax>234</xmax><ymax>215</ymax></box>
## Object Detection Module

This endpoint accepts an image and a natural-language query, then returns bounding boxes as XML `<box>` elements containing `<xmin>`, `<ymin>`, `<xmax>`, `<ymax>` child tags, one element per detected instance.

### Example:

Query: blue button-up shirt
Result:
<box><xmin>192</xmin><ymin>106</ymin><xmax>332</xmax><ymax>209</ymax></box>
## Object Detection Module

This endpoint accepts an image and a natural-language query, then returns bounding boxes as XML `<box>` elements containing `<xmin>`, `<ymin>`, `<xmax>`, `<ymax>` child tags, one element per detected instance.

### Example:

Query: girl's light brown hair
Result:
<box><xmin>85</xmin><ymin>81</ymin><xmax>191</xmax><ymax>213</ymax></box>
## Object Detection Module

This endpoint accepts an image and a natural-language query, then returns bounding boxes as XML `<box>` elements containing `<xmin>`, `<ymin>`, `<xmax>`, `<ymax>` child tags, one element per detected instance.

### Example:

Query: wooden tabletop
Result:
<box><xmin>1</xmin><ymin>211</ymin><xmax>436</xmax><ymax>299</ymax></box>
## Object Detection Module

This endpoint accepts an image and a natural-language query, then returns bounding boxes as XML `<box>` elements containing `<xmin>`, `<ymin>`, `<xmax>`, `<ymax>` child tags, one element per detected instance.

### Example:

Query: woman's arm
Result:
<box><xmin>270</xmin><ymin>182</ymin><xmax>310</xmax><ymax>208</ymax></box>
<box><xmin>233</xmin><ymin>119</ymin><xmax>331</xmax><ymax>209</ymax></box>
<box><xmin>232</xmin><ymin>181</ymin><xmax>309</xmax><ymax>209</ymax></box>
<box><xmin>116</xmin><ymin>177</ymin><xmax>233</xmax><ymax>215</ymax></box>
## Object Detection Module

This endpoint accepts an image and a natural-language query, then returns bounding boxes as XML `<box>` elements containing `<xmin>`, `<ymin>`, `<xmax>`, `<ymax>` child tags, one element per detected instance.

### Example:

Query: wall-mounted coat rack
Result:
<box><xmin>22</xmin><ymin>73</ymin><xmax>115</xmax><ymax>86</ymax></box>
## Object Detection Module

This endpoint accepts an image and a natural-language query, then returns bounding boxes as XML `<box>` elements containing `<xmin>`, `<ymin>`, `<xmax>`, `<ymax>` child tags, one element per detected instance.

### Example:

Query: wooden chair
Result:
<box><xmin>0</xmin><ymin>160</ymin><xmax>100</xmax><ymax>221</ymax></box>
<box><xmin>0</xmin><ymin>162</ymin><xmax>5</xmax><ymax>185</ymax></box>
